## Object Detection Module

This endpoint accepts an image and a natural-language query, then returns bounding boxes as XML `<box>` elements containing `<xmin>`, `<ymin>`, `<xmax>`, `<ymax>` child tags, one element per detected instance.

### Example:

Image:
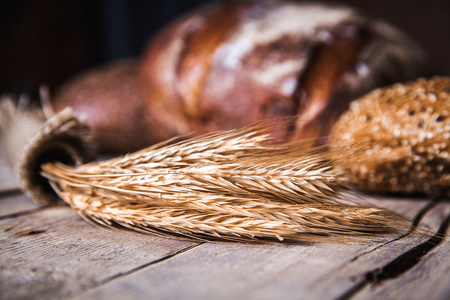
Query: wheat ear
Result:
<box><xmin>38</xmin><ymin>124</ymin><xmax>407</xmax><ymax>243</ymax></box>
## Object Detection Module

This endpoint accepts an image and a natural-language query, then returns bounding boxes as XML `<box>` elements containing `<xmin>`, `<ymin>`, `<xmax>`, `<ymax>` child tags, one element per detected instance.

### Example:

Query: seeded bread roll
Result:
<box><xmin>330</xmin><ymin>77</ymin><xmax>450</xmax><ymax>195</ymax></box>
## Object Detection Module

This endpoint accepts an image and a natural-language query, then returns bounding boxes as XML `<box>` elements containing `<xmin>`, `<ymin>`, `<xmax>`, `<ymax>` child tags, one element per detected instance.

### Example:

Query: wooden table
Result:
<box><xmin>1</xmin><ymin>154</ymin><xmax>449</xmax><ymax>300</ymax></box>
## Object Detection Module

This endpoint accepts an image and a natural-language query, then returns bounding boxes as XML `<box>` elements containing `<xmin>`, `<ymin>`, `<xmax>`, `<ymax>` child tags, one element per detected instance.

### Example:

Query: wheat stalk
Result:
<box><xmin>40</xmin><ymin>127</ymin><xmax>406</xmax><ymax>242</ymax></box>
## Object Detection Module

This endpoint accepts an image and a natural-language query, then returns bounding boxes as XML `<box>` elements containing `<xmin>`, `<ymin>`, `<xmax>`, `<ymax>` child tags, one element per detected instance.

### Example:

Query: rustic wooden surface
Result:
<box><xmin>1</xmin><ymin>153</ymin><xmax>449</xmax><ymax>300</ymax></box>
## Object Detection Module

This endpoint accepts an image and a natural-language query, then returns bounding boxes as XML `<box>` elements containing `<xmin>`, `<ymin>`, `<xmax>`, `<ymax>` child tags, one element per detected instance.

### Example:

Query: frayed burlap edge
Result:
<box><xmin>18</xmin><ymin>107</ymin><xmax>96</xmax><ymax>206</ymax></box>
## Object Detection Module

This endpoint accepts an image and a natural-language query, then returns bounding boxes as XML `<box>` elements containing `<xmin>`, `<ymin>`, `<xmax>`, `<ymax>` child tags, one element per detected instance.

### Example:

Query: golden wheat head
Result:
<box><xmin>38</xmin><ymin>124</ymin><xmax>408</xmax><ymax>243</ymax></box>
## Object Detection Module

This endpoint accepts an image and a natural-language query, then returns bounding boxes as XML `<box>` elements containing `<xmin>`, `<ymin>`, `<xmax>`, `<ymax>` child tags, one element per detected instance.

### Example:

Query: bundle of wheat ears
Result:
<box><xmin>1</xmin><ymin>77</ymin><xmax>449</xmax><ymax>243</ymax></box>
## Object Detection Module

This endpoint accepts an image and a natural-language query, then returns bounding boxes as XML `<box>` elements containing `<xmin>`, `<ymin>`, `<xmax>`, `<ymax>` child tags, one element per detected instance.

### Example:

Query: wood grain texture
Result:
<box><xmin>71</xmin><ymin>198</ymin><xmax>450</xmax><ymax>300</ymax></box>
<box><xmin>1</xmin><ymin>153</ymin><xmax>449</xmax><ymax>300</ymax></box>
<box><xmin>0</xmin><ymin>205</ymin><xmax>198</xmax><ymax>300</ymax></box>
<box><xmin>355</xmin><ymin>240</ymin><xmax>450</xmax><ymax>300</ymax></box>
<box><xmin>322</xmin><ymin>202</ymin><xmax>450</xmax><ymax>300</ymax></box>
<box><xmin>74</xmin><ymin>242</ymin><xmax>377</xmax><ymax>300</ymax></box>
<box><xmin>0</xmin><ymin>193</ymin><xmax>41</xmax><ymax>218</ymax></box>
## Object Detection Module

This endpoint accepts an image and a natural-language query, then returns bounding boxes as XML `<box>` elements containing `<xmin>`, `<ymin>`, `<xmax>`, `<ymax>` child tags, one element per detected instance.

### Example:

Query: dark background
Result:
<box><xmin>0</xmin><ymin>0</ymin><xmax>449</xmax><ymax>98</ymax></box>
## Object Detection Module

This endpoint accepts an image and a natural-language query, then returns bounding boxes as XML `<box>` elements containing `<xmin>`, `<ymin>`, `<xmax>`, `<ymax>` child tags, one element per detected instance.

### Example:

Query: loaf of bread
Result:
<box><xmin>52</xmin><ymin>60</ymin><xmax>164</xmax><ymax>153</ymax></box>
<box><xmin>53</xmin><ymin>0</ymin><xmax>430</xmax><ymax>154</ymax></box>
<box><xmin>330</xmin><ymin>77</ymin><xmax>450</xmax><ymax>195</ymax></box>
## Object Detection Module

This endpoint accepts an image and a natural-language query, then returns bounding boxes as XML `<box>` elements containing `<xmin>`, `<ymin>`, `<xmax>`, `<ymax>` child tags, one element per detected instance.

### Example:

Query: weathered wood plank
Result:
<box><xmin>0</xmin><ymin>206</ymin><xmax>198</xmax><ymax>300</ymax></box>
<box><xmin>73</xmin><ymin>234</ymin><xmax>433</xmax><ymax>300</ymax></box>
<box><xmin>354</xmin><ymin>240</ymin><xmax>450</xmax><ymax>300</ymax></box>
<box><xmin>0</xmin><ymin>192</ymin><xmax>41</xmax><ymax>218</ymax></box>
<box><xmin>75</xmin><ymin>198</ymin><xmax>448</xmax><ymax>300</ymax></box>
<box><xmin>351</xmin><ymin>203</ymin><xmax>450</xmax><ymax>300</ymax></box>
<box><xmin>1</xmin><ymin>139</ymin><xmax>448</xmax><ymax>300</ymax></box>
<box><xmin>74</xmin><ymin>242</ymin><xmax>371</xmax><ymax>300</ymax></box>
<box><xmin>312</xmin><ymin>202</ymin><xmax>450</xmax><ymax>300</ymax></box>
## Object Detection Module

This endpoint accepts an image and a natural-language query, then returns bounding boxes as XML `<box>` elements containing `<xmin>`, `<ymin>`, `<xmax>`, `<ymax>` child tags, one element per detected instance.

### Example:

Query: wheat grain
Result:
<box><xmin>40</xmin><ymin>127</ymin><xmax>406</xmax><ymax>242</ymax></box>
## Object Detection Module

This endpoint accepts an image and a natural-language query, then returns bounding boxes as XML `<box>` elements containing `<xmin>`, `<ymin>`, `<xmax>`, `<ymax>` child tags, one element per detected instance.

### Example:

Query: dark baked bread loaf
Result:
<box><xmin>53</xmin><ymin>0</ymin><xmax>431</xmax><ymax>154</ymax></box>
<box><xmin>53</xmin><ymin>60</ymin><xmax>160</xmax><ymax>153</ymax></box>
<box><xmin>139</xmin><ymin>0</ymin><xmax>430</xmax><ymax>144</ymax></box>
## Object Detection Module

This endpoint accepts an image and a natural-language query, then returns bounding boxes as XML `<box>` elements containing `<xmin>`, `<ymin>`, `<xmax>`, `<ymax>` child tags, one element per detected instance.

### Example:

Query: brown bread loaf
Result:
<box><xmin>139</xmin><ymin>0</ymin><xmax>429</xmax><ymax>146</ymax></box>
<box><xmin>54</xmin><ymin>0</ymin><xmax>430</xmax><ymax>154</ymax></box>
<box><xmin>52</xmin><ymin>60</ymin><xmax>160</xmax><ymax>153</ymax></box>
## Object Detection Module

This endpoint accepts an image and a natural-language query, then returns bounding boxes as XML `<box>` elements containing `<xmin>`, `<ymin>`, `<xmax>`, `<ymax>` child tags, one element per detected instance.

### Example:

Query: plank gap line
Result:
<box><xmin>79</xmin><ymin>242</ymin><xmax>204</xmax><ymax>294</ymax></box>
<box><xmin>350</xmin><ymin>197</ymin><xmax>440</xmax><ymax>263</ymax></box>
<box><xmin>0</xmin><ymin>206</ymin><xmax>47</xmax><ymax>221</ymax></box>
<box><xmin>335</xmin><ymin>212</ymin><xmax>450</xmax><ymax>300</ymax></box>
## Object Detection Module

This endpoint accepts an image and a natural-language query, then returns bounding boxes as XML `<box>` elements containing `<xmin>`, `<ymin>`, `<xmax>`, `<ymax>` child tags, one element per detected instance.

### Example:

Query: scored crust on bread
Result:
<box><xmin>53</xmin><ymin>0</ymin><xmax>430</xmax><ymax>154</ymax></box>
